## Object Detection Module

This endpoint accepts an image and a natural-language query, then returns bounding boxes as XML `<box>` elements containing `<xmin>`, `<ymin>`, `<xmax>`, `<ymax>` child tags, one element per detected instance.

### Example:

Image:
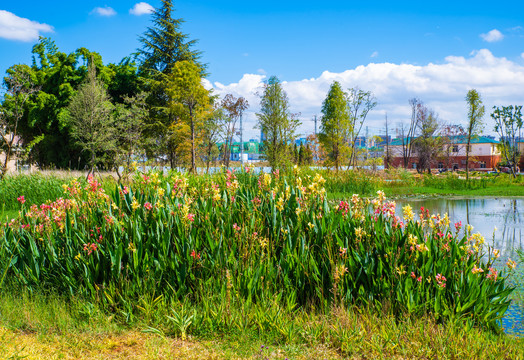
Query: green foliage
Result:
<box><xmin>465</xmin><ymin>90</ymin><xmax>485</xmax><ymax>180</ymax></box>
<box><xmin>319</xmin><ymin>81</ymin><xmax>350</xmax><ymax>170</ymax></box>
<box><xmin>492</xmin><ymin>105</ymin><xmax>523</xmax><ymax>177</ymax></box>
<box><xmin>66</xmin><ymin>61</ymin><xmax>116</xmax><ymax>176</ymax></box>
<box><xmin>0</xmin><ymin>169</ymin><xmax>515</xmax><ymax>335</ymax></box>
<box><xmin>166</xmin><ymin>61</ymin><xmax>212</xmax><ymax>172</ymax></box>
<box><xmin>0</xmin><ymin>173</ymin><xmax>67</xmax><ymax>212</ymax></box>
<box><xmin>138</xmin><ymin>0</ymin><xmax>204</xmax><ymax>77</ymax></box>
<box><xmin>256</xmin><ymin>76</ymin><xmax>301</xmax><ymax>170</ymax></box>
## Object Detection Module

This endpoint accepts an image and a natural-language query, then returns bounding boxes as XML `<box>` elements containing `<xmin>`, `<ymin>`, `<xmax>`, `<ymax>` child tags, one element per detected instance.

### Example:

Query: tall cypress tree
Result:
<box><xmin>138</xmin><ymin>0</ymin><xmax>205</xmax><ymax>77</ymax></box>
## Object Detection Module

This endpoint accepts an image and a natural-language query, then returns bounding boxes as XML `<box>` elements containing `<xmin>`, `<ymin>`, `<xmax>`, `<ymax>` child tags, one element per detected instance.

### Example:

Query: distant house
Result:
<box><xmin>388</xmin><ymin>135</ymin><xmax>501</xmax><ymax>171</ymax></box>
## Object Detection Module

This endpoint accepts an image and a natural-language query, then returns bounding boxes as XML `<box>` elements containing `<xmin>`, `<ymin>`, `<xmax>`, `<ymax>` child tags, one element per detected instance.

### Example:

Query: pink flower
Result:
<box><xmin>17</xmin><ymin>195</ymin><xmax>25</xmax><ymax>204</ymax></box>
<box><xmin>411</xmin><ymin>272</ymin><xmax>416</xmax><ymax>279</ymax></box>
<box><xmin>417</xmin><ymin>276</ymin><xmax>422</xmax><ymax>283</ymax></box>
<box><xmin>144</xmin><ymin>202</ymin><xmax>153</xmax><ymax>210</ymax></box>
<box><xmin>187</xmin><ymin>213</ymin><xmax>195</xmax><ymax>222</ymax></box>
<box><xmin>486</xmin><ymin>267</ymin><xmax>498</xmax><ymax>281</ymax></box>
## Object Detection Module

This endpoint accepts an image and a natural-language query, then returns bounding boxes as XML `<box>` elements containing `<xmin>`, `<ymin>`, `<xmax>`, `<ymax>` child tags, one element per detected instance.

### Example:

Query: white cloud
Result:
<box><xmin>210</xmin><ymin>49</ymin><xmax>524</xmax><ymax>140</ymax></box>
<box><xmin>480</xmin><ymin>29</ymin><xmax>504</xmax><ymax>42</ymax></box>
<box><xmin>0</xmin><ymin>10</ymin><xmax>53</xmax><ymax>41</ymax></box>
<box><xmin>91</xmin><ymin>6</ymin><xmax>117</xmax><ymax>17</ymax></box>
<box><xmin>257</xmin><ymin>69</ymin><xmax>266</xmax><ymax>75</ymax></box>
<box><xmin>129</xmin><ymin>2</ymin><xmax>154</xmax><ymax>16</ymax></box>
<box><xmin>370</xmin><ymin>51</ymin><xmax>379</xmax><ymax>58</ymax></box>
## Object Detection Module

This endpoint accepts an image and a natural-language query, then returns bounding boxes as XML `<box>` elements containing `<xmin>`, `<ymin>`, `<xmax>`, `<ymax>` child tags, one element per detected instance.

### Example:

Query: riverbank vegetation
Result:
<box><xmin>0</xmin><ymin>168</ymin><xmax>522</xmax><ymax>358</ymax></box>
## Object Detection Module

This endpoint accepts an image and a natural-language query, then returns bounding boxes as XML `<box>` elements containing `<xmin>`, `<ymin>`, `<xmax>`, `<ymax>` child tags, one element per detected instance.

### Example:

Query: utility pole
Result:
<box><xmin>240</xmin><ymin>114</ymin><xmax>244</xmax><ymax>166</ymax></box>
<box><xmin>312</xmin><ymin>115</ymin><xmax>318</xmax><ymax>135</ymax></box>
<box><xmin>385</xmin><ymin>113</ymin><xmax>390</xmax><ymax>169</ymax></box>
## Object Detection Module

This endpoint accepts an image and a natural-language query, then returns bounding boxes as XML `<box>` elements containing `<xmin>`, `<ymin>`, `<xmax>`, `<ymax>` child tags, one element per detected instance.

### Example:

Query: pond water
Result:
<box><xmin>395</xmin><ymin>197</ymin><xmax>524</xmax><ymax>336</ymax></box>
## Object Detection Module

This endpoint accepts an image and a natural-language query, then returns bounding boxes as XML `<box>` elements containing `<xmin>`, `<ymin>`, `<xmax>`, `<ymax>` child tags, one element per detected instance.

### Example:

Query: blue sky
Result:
<box><xmin>1</xmin><ymin>1</ymin><xmax>524</xmax><ymax>138</ymax></box>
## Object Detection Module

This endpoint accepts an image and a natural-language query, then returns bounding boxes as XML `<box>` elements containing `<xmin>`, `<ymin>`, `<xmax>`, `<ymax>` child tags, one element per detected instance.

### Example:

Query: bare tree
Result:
<box><xmin>398</xmin><ymin>98</ymin><xmax>422</xmax><ymax>169</ymax></box>
<box><xmin>347</xmin><ymin>88</ymin><xmax>377</xmax><ymax>168</ymax></box>
<box><xmin>0</xmin><ymin>65</ymin><xmax>40</xmax><ymax>178</ymax></box>
<box><xmin>220</xmin><ymin>94</ymin><xmax>248</xmax><ymax>167</ymax></box>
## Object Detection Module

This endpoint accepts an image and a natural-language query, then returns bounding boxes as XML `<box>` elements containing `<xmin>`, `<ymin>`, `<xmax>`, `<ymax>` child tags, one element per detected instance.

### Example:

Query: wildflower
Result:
<box><xmin>17</xmin><ymin>195</ymin><xmax>25</xmax><ymax>204</ymax></box>
<box><xmin>75</xmin><ymin>253</ymin><xmax>81</xmax><ymax>261</ymax></box>
<box><xmin>339</xmin><ymin>247</ymin><xmax>347</xmax><ymax>256</ymax></box>
<box><xmin>402</xmin><ymin>205</ymin><xmax>414</xmax><ymax>222</ymax></box>
<box><xmin>252</xmin><ymin>197</ymin><xmax>261</xmax><ymax>207</ymax></box>
<box><xmin>435</xmin><ymin>273</ymin><xmax>447</xmax><ymax>288</ymax></box>
<box><xmin>355</xmin><ymin>227</ymin><xmax>367</xmax><ymax>240</ymax></box>
<box><xmin>396</xmin><ymin>265</ymin><xmax>406</xmax><ymax>276</ymax></box>
<box><xmin>233</xmin><ymin>223</ymin><xmax>241</xmax><ymax>231</ymax></box>
<box><xmin>187</xmin><ymin>213</ymin><xmax>195</xmax><ymax>222</ymax></box>
<box><xmin>281</xmin><ymin>228</ymin><xmax>289</xmax><ymax>235</ymax></box>
<box><xmin>417</xmin><ymin>276</ymin><xmax>422</xmax><ymax>283</ymax></box>
<box><xmin>506</xmin><ymin>258</ymin><xmax>517</xmax><ymax>270</ymax></box>
<box><xmin>83</xmin><ymin>242</ymin><xmax>98</xmax><ymax>255</ymax></box>
<box><xmin>190</xmin><ymin>250</ymin><xmax>201</xmax><ymax>260</ymax></box>
<box><xmin>492</xmin><ymin>249</ymin><xmax>500</xmax><ymax>259</ymax></box>
<box><xmin>158</xmin><ymin>188</ymin><xmax>165</xmax><ymax>197</ymax></box>
<box><xmin>471</xmin><ymin>265</ymin><xmax>484</xmax><ymax>274</ymax></box>
<box><xmin>131</xmin><ymin>198</ymin><xmax>140</xmax><ymax>211</ymax></box>
<box><xmin>144</xmin><ymin>202</ymin><xmax>153</xmax><ymax>210</ymax></box>
<box><xmin>307</xmin><ymin>222</ymin><xmax>315</xmax><ymax>230</ymax></box>
<box><xmin>486</xmin><ymin>267</ymin><xmax>498</xmax><ymax>281</ymax></box>
<box><xmin>411</xmin><ymin>272</ymin><xmax>416</xmax><ymax>279</ymax></box>
<box><xmin>276</xmin><ymin>196</ymin><xmax>285</xmax><ymax>211</ymax></box>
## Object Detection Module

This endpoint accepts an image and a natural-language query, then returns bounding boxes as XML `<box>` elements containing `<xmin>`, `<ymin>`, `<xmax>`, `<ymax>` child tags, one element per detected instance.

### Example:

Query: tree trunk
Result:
<box><xmin>189</xmin><ymin>106</ymin><xmax>196</xmax><ymax>174</ymax></box>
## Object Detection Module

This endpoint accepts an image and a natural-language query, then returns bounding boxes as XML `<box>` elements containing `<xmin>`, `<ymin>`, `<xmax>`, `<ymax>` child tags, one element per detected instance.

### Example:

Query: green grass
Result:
<box><xmin>0</xmin><ymin>290</ymin><xmax>522</xmax><ymax>360</ymax></box>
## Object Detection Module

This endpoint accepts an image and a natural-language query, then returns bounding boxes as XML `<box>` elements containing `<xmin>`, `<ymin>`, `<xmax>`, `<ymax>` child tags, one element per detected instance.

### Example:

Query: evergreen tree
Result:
<box><xmin>66</xmin><ymin>60</ymin><xmax>116</xmax><ymax>178</ymax></box>
<box><xmin>138</xmin><ymin>0</ymin><xmax>204</xmax><ymax>76</ymax></box>
<box><xmin>319</xmin><ymin>81</ymin><xmax>350</xmax><ymax>171</ymax></box>
<box><xmin>298</xmin><ymin>145</ymin><xmax>304</xmax><ymax>165</ymax></box>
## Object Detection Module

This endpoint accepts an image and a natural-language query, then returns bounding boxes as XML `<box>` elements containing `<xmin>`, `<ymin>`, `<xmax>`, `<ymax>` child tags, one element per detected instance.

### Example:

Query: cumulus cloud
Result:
<box><xmin>129</xmin><ymin>2</ymin><xmax>154</xmax><ymax>16</ymax></box>
<box><xmin>91</xmin><ymin>6</ymin><xmax>117</xmax><ymax>17</ymax></box>
<box><xmin>480</xmin><ymin>29</ymin><xmax>504</xmax><ymax>42</ymax></box>
<box><xmin>210</xmin><ymin>49</ymin><xmax>524</xmax><ymax>139</ymax></box>
<box><xmin>0</xmin><ymin>10</ymin><xmax>53</xmax><ymax>41</ymax></box>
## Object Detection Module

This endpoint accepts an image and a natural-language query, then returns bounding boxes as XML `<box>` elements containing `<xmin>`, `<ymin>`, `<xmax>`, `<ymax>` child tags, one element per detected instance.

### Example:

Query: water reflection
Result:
<box><xmin>396</xmin><ymin>197</ymin><xmax>524</xmax><ymax>337</ymax></box>
<box><xmin>395</xmin><ymin>197</ymin><xmax>524</xmax><ymax>261</ymax></box>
